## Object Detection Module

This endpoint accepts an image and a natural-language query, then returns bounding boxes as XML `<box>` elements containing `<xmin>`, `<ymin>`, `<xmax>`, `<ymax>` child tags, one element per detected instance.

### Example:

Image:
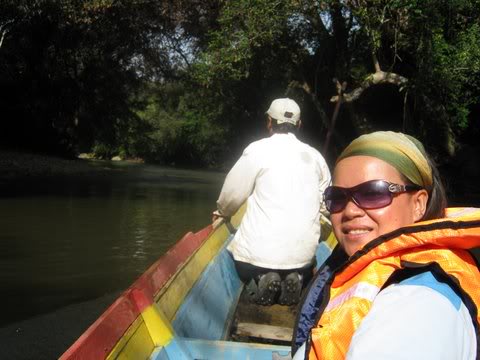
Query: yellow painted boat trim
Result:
<box><xmin>154</xmin><ymin>203</ymin><xmax>246</xmax><ymax>321</ymax></box>
<box><xmin>155</xmin><ymin>222</ymin><xmax>230</xmax><ymax>320</ymax></box>
<box><xmin>105</xmin><ymin>297</ymin><xmax>176</xmax><ymax>359</ymax></box>
<box><xmin>107</xmin><ymin>317</ymin><xmax>153</xmax><ymax>360</ymax></box>
<box><xmin>325</xmin><ymin>231</ymin><xmax>338</xmax><ymax>250</ymax></box>
<box><xmin>142</xmin><ymin>304</ymin><xmax>175</xmax><ymax>346</ymax></box>
<box><xmin>105</xmin><ymin>205</ymin><xmax>247</xmax><ymax>359</ymax></box>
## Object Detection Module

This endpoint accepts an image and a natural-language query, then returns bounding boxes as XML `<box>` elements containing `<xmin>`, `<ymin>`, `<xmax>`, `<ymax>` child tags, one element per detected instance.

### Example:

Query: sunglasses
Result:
<box><xmin>324</xmin><ymin>180</ymin><xmax>423</xmax><ymax>213</ymax></box>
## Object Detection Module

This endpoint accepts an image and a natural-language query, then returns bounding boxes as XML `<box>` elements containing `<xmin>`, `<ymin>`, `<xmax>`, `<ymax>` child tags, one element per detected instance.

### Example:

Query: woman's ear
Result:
<box><xmin>413</xmin><ymin>189</ymin><xmax>429</xmax><ymax>222</ymax></box>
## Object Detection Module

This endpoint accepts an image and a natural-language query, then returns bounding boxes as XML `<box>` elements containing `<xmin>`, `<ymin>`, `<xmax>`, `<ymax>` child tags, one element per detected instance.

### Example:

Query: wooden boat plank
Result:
<box><xmin>235</xmin><ymin>322</ymin><xmax>293</xmax><ymax>342</ymax></box>
<box><xmin>234</xmin><ymin>300</ymin><xmax>297</xmax><ymax>328</ymax></box>
<box><xmin>228</xmin><ymin>288</ymin><xmax>299</xmax><ymax>345</ymax></box>
<box><xmin>151</xmin><ymin>338</ymin><xmax>291</xmax><ymax>360</ymax></box>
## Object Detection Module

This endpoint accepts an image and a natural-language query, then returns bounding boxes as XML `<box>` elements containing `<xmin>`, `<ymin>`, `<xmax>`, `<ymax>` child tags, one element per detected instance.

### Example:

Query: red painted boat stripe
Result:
<box><xmin>134</xmin><ymin>225</ymin><xmax>212</xmax><ymax>300</ymax></box>
<box><xmin>60</xmin><ymin>225</ymin><xmax>213</xmax><ymax>359</ymax></box>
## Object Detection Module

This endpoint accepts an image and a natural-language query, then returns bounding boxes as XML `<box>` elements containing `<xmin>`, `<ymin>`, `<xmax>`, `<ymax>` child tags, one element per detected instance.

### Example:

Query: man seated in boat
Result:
<box><xmin>213</xmin><ymin>98</ymin><xmax>331</xmax><ymax>306</ymax></box>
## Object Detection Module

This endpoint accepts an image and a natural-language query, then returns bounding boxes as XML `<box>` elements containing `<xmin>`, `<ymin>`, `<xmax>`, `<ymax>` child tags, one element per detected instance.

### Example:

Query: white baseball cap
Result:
<box><xmin>266</xmin><ymin>98</ymin><xmax>301</xmax><ymax>125</ymax></box>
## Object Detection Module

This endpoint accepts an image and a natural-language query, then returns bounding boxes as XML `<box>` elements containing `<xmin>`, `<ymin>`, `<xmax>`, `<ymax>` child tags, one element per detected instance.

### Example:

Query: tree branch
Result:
<box><xmin>287</xmin><ymin>79</ymin><xmax>347</xmax><ymax>148</ymax></box>
<box><xmin>0</xmin><ymin>20</ymin><xmax>14</xmax><ymax>49</ymax></box>
<box><xmin>288</xmin><ymin>80</ymin><xmax>330</xmax><ymax>129</ymax></box>
<box><xmin>0</xmin><ymin>29</ymin><xmax>7</xmax><ymax>48</ymax></box>
<box><xmin>323</xmin><ymin>79</ymin><xmax>346</xmax><ymax>155</ymax></box>
<box><xmin>372</xmin><ymin>52</ymin><xmax>381</xmax><ymax>72</ymax></box>
<box><xmin>330</xmin><ymin>70</ymin><xmax>408</xmax><ymax>103</ymax></box>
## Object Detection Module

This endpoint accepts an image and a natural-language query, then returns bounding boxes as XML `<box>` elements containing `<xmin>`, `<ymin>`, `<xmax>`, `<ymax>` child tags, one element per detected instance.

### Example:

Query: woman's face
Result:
<box><xmin>331</xmin><ymin>155</ymin><xmax>428</xmax><ymax>256</ymax></box>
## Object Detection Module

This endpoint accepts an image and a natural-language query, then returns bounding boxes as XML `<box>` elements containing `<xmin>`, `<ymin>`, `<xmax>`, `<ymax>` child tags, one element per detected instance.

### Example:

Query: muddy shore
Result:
<box><xmin>0</xmin><ymin>150</ymin><xmax>121</xmax><ymax>180</ymax></box>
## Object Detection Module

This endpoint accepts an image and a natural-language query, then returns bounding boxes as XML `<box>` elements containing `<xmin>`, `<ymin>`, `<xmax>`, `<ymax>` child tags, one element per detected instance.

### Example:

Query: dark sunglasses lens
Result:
<box><xmin>324</xmin><ymin>187</ymin><xmax>347</xmax><ymax>213</ymax></box>
<box><xmin>353</xmin><ymin>181</ymin><xmax>392</xmax><ymax>209</ymax></box>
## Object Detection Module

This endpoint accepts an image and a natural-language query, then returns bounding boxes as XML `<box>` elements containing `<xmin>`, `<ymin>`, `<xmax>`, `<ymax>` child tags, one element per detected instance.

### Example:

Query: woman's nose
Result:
<box><xmin>342</xmin><ymin>198</ymin><xmax>365</xmax><ymax>218</ymax></box>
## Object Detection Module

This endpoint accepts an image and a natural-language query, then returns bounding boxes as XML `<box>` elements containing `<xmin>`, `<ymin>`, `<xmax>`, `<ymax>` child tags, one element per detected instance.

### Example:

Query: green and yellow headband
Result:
<box><xmin>337</xmin><ymin>131</ymin><xmax>433</xmax><ymax>190</ymax></box>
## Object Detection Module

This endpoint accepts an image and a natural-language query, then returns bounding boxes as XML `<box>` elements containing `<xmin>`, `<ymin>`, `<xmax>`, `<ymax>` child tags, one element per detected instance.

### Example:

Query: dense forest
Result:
<box><xmin>1</xmin><ymin>0</ymin><xmax>479</xmax><ymax>176</ymax></box>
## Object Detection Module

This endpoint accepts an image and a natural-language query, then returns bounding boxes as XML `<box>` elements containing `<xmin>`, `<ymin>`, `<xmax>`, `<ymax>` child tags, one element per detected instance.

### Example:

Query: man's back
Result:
<box><xmin>219</xmin><ymin>133</ymin><xmax>331</xmax><ymax>269</ymax></box>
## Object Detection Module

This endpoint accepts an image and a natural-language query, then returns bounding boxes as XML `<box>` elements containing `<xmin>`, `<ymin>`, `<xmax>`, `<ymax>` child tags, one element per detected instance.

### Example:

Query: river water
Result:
<box><xmin>0</xmin><ymin>161</ymin><xmax>225</xmax><ymax>327</ymax></box>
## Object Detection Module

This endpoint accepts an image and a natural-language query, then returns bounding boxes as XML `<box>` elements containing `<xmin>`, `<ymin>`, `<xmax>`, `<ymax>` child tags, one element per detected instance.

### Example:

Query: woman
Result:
<box><xmin>292</xmin><ymin>131</ymin><xmax>480</xmax><ymax>360</ymax></box>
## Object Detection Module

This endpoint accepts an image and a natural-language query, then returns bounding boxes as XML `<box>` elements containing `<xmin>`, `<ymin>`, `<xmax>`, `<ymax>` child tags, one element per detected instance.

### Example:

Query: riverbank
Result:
<box><xmin>0</xmin><ymin>150</ymin><xmax>222</xmax><ymax>181</ymax></box>
<box><xmin>0</xmin><ymin>150</ymin><xmax>114</xmax><ymax>180</ymax></box>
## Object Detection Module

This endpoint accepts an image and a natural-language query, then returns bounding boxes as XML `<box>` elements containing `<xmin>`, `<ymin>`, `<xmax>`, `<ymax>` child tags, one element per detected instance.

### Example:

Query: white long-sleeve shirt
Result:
<box><xmin>217</xmin><ymin>133</ymin><xmax>331</xmax><ymax>269</ymax></box>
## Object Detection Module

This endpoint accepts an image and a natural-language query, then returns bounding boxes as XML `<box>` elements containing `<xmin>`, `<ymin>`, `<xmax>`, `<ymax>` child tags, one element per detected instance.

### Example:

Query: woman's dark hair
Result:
<box><xmin>399</xmin><ymin>145</ymin><xmax>446</xmax><ymax>220</ymax></box>
<box><xmin>422</xmin><ymin>155</ymin><xmax>447</xmax><ymax>220</ymax></box>
<box><xmin>270</xmin><ymin>119</ymin><xmax>298</xmax><ymax>134</ymax></box>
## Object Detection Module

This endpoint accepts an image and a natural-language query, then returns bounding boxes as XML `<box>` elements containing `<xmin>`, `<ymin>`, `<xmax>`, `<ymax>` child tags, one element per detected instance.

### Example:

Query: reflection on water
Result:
<box><xmin>0</xmin><ymin>162</ymin><xmax>224</xmax><ymax>326</ymax></box>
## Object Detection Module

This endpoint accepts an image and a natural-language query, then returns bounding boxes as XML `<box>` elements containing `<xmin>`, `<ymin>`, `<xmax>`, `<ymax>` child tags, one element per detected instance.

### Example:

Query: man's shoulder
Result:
<box><xmin>243</xmin><ymin>135</ymin><xmax>285</xmax><ymax>154</ymax></box>
<box><xmin>298</xmin><ymin>140</ymin><xmax>321</xmax><ymax>154</ymax></box>
<box><xmin>295</xmin><ymin>139</ymin><xmax>326</xmax><ymax>162</ymax></box>
<box><xmin>243</xmin><ymin>138</ymin><xmax>268</xmax><ymax>154</ymax></box>
<box><xmin>244</xmin><ymin>135</ymin><xmax>326</xmax><ymax>162</ymax></box>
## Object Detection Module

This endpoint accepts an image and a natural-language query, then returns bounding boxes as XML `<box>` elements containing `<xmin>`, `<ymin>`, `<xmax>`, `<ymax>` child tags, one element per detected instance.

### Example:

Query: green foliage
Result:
<box><xmin>1</xmin><ymin>0</ymin><xmax>479</xmax><ymax>165</ymax></box>
<box><xmin>429</xmin><ymin>24</ymin><xmax>480</xmax><ymax>130</ymax></box>
<box><xmin>386</xmin><ymin>0</ymin><xmax>480</xmax><ymax>135</ymax></box>
<box><xmin>134</xmin><ymin>82</ymin><xmax>227</xmax><ymax>166</ymax></box>
<box><xmin>0</xmin><ymin>0</ymin><xmax>219</xmax><ymax>159</ymax></box>
<box><xmin>91</xmin><ymin>142</ymin><xmax>113</xmax><ymax>160</ymax></box>
<box><xmin>322</xmin><ymin>0</ymin><xmax>480</xmax><ymax>151</ymax></box>
<box><xmin>194</xmin><ymin>0</ymin><xmax>294</xmax><ymax>86</ymax></box>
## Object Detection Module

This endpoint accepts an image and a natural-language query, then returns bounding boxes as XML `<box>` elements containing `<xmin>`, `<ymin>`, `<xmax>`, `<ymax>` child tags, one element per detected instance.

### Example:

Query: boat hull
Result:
<box><xmin>60</xmin><ymin>207</ymin><xmax>336</xmax><ymax>359</ymax></box>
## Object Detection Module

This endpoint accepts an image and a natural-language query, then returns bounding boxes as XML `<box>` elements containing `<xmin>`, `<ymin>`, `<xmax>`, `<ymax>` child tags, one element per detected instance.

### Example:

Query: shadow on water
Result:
<box><xmin>0</xmin><ymin>161</ymin><xmax>225</xmax><ymax>328</ymax></box>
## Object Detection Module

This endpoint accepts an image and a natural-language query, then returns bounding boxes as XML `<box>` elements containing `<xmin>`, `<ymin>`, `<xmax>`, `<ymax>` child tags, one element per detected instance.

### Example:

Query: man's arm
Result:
<box><xmin>216</xmin><ymin>147</ymin><xmax>258</xmax><ymax>217</ymax></box>
<box><xmin>318</xmin><ymin>157</ymin><xmax>332</xmax><ymax>220</ymax></box>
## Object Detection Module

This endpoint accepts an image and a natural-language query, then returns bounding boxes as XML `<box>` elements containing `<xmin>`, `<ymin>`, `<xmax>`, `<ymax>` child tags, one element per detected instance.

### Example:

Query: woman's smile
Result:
<box><xmin>331</xmin><ymin>156</ymin><xmax>425</xmax><ymax>256</ymax></box>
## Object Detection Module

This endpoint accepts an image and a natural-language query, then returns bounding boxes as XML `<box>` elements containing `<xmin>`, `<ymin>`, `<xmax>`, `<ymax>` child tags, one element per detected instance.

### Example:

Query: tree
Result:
<box><xmin>0</xmin><ymin>0</ymin><xmax>222</xmax><ymax>157</ymax></box>
<box><xmin>192</xmin><ymin>0</ymin><xmax>480</xmax><ymax>162</ymax></box>
<box><xmin>1</xmin><ymin>0</ymin><xmax>479</xmax><ymax>168</ymax></box>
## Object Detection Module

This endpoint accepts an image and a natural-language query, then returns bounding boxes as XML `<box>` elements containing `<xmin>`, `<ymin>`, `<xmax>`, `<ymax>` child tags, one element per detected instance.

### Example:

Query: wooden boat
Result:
<box><xmin>60</xmin><ymin>206</ymin><xmax>337</xmax><ymax>359</ymax></box>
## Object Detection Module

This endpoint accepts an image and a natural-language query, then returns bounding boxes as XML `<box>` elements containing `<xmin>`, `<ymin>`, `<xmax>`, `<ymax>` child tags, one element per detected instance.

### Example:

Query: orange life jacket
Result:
<box><xmin>308</xmin><ymin>207</ymin><xmax>480</xmax><ymax>360</ymax></box>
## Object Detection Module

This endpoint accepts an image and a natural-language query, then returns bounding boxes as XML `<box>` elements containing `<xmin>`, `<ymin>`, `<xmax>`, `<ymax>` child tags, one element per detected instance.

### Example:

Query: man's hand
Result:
<box><xmin>212</xmin><ymin>210</ymin><xmax>223</xmax><ymax>223</ymax></box>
